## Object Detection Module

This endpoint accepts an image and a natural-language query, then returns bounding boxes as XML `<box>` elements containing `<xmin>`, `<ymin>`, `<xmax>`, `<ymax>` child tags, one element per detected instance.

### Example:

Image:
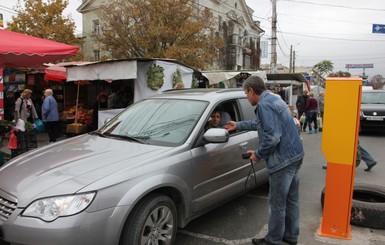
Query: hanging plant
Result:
<box><xmin>192</xmin><ymin>76</ymin><xmax>199</xmax><ymax>88</ymax></box>
<box><xmin>172</xmin><ymin>69</ymin><xmax>183</xmax><ymax>88</ymax></box>
<box><xmin>147</xmin><ymin>65</ymin><xmax>165</xmax><ymax>90</ymax></box>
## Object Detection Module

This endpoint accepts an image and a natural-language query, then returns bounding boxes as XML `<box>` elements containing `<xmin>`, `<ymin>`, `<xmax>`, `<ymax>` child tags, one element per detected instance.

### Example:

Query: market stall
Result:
<box><xmin>65</xmin><ymin>58</ymin><xmax>196</xmax><ymax>129</ymax></box>
<box><xmin>0</xmin><ymin>29</ymin><xmax>79</xmax><ymax>121</ymax></box>
<box><xmin>0</xmin><ymin>29</ymin><xmax>79</xmax><ymax>158</ymax></box>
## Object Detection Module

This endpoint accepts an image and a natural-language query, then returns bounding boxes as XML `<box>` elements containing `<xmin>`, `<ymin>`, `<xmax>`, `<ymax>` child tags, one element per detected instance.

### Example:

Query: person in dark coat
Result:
<box><xmin>4</xmin><ymin>91</ymin><xmax>16</xmax><ymax>122</ymax></box>
<box><xmin>296</xmin><ymin>90</ymin><xmax>309</xmax><ymax>131</ymax></box>
<box><xmin>305</xmin><ymin>91</ymin><xmax>318</xmax><ymax>134</ymax></box>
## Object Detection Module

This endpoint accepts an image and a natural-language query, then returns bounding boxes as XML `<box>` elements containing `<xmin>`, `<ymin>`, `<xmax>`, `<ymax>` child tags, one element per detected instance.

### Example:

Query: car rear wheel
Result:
<box><xmin>120</xmin><ymin>193</ymin><xmax>178</xmax><ymax>245</ymax></box>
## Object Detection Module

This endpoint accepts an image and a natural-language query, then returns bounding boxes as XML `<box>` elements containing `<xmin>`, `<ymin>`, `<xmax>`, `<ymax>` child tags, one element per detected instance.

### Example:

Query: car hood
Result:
<box><xmin>0</xmin><ymin>134</ymin><xmax>170</xmax><ymax>206</ymax></box>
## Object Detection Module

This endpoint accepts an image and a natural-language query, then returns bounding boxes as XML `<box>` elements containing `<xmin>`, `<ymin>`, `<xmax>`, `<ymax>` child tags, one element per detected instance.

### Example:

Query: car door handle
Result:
<box><xmin>239</xmin><ymin>142</ymin><xmax>248</xmax><ymax>150</ymax></box>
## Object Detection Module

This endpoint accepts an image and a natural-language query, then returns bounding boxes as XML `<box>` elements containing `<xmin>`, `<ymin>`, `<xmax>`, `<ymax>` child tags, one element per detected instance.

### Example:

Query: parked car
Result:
<box><xmin>0</xmin><ymin>88</ymin><xmax>268</xmax><ymax>245</ymax></box>
<box><xmin>360</xmin><ymin>90</ymin><xmax>385</xmax><ymax>130</ymax></box>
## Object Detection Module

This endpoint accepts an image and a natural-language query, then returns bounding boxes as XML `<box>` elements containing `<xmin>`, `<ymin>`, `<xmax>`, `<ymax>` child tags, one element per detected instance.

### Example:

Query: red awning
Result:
<box><xmin>0</xmin><ymin>29</ymin><xmax>79</xmax><ymax>69</ymax></box>
<box><xmin>44</xmin><ymin>61</ymin><xmax>93</xmax><ymax>82</ymax></box>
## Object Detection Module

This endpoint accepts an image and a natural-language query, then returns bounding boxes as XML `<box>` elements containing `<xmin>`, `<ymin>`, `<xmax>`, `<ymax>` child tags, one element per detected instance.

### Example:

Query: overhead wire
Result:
<box><xmin>254</xmin><ymin>0</ymin><xmax>385</xmax><ymax>70</ymax></box>
<box><xmin>280</xmin><ymin>0</ymin><xmax>385</xmax><ymax>12</ymax></box>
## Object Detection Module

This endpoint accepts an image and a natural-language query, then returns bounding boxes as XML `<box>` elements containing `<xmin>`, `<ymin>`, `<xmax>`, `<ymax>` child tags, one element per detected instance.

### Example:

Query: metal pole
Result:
<box><xmin>289</xmin><ymin>45</ymin><xmax>293</xmax><ymax>73</ymax></box>
<box><xmin>293</xmin><ymin>51</ymin><xmax>296</xmax><ymax>73</ymax></box>
<box><xmin>270</xmin><ymin>0</ymin><xmax>277</xmax><ymax>73</ymax></box>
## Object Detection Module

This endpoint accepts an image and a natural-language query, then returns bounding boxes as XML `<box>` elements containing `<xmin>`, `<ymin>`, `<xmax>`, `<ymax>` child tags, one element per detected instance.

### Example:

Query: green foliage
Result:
<box><xmin>172</xmin><ymin>69</ymin><xmax>183</xmax><ymax>88</ymax></box>
<box><xmin>147</xmin><ymin>65</ymin><xmax>165</xmax><ymax>90</ymax></box>
<box><xmin>192</xmin><ymin>77</ymin><xmax>200</xmax><ymax>88</ymax></box>
<box><xmin>328</xmin><ymin>71</ymin><xmax>351</xmax><ymax>77</ymax></box>
<box><xmin>369</xmin><ymin>74</ymin><xmax>385</xmax><ymax>89</ymax></box>
<box><xmin>312</xmin><ymin>60</ymin><xmax>334</xmax><ymax>77</ymax></box>
<box><xmin>94</xmin><ymin>0</ymin><xmax>224</xmax><ymax>69</ymax></box>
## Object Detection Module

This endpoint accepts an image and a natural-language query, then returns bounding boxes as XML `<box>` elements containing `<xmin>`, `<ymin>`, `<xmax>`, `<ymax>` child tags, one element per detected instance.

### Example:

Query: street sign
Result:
<box><xmin>261</xmin><ymin>41</ymin><xmax>268</xmax><ymax>58</ymax></box>
<box><xmin>345</xmin><ymin>64</ymin><xmax>374</xmax><ymax>69</ymax></box>
<box><xmin>372</xmin><ymin>24</ymin><xmax>385</xmax><ymax>34</ymax></box>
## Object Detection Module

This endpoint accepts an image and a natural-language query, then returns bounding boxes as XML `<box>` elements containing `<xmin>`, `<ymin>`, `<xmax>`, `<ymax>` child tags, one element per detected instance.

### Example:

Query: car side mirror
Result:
<box><xmin>203</xmin><ymin>128</ymin><xmax>229</xmax><ymax>143</ymax></box>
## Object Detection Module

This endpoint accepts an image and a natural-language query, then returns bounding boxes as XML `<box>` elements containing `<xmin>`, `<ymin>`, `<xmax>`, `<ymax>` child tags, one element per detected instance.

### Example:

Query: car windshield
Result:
<box><xmin>362</xmin><ymin>92</ymin><xmax>385</xmax><ymax>104</ymax></box>
<box><xmin>99</xmin><ymin>98</ymin><xmax>208</xmax><ymax>146</ymax></box>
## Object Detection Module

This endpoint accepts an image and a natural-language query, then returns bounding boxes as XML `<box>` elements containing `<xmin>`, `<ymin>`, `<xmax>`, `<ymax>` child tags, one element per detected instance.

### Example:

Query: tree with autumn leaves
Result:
<box><xmin>93</xmin><ymin>0</ymin><xmax>224</xmax><ymax>69</ymax></box>
<box><xmin>7</xmin><ymin>0</ymin><xmax>83</xmax><ymax>59</ymax></box>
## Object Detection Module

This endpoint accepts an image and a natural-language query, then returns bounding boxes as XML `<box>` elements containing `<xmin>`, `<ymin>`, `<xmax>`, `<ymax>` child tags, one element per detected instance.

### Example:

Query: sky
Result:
<box><xmin>2</xmin><ymin>0</ymin><xmax>385</xmax><ymax>79</ymax></box>
<box><xmin>0</xmin><ymin>0</ymin><xmax>83</xmax><ymax>34</ymax></box>
<box><xmin>244</xmin><ymin>0</ymin><xmax>385</xmax><ymax>78</ymax></box>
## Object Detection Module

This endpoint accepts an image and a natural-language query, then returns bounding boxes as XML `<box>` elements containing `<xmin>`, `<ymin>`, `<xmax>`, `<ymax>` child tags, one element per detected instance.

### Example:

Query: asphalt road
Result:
<box><xmin>175</xmin><ymin>129</ymin><xmax>385</xmax><ymax>245</ymax></box>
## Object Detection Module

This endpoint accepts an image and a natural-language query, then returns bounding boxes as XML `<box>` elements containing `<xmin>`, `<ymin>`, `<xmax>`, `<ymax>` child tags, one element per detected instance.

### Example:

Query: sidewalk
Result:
<box><xmin>0</xmin><ymin>132</ymin><xmax>63</xmax><ymax>160</ymax></box>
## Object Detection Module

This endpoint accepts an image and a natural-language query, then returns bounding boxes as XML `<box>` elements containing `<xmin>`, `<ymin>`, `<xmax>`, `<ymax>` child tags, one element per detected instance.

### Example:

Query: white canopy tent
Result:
<box><xmin>66</xmin><ymin>58</ymin><xmax>195</xmax><ymax>102</ymax></box>
<box><xmin>66</xmin><ymin>58</ymin><xmax>195</xmax><ymax>127</ymax></box>
<box><xmin>201</xmin><ymin>70</ymin><xmax>267</xmax><ymax>86</ymax></box>
<box><xmin>266</xmin><ymin>73</ymin><xmax>309</xmax><ymax>106</ymax></box>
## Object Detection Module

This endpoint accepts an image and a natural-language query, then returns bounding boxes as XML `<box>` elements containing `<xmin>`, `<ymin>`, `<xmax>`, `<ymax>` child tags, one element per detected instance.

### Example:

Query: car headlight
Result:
<box><xmin>22</xmin><ymin>192</ymin><xmax>96</xmax><ymax>222</ymax></box>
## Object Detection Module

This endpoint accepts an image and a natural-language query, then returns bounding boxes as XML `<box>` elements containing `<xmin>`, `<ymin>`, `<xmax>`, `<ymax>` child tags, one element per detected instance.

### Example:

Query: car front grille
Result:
<box><xmin>0</xmin><ymin>196</ymin><xmax>17</xmax><ymax>222</ymax></box>
<box><xmin>362</xmin><ymin>110</ymin><xmax>385</xmax><ymax>117</ymax></box>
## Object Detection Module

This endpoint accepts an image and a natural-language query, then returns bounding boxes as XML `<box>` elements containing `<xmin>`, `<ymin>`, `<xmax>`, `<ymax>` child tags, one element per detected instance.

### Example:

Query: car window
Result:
<box><xmin>239</xmin><ymin>98</ymin><xmax>257</xmax><ymax>120</ymax></box>
<box><xmin>99</xmin><ymin>99</ymin><xmax>208</xmax><ymax>146</ymax></box>
<box><xmin>362</xmin><ymin>92</ymin><xmax>385</xmax><ymax>104</ymax></box>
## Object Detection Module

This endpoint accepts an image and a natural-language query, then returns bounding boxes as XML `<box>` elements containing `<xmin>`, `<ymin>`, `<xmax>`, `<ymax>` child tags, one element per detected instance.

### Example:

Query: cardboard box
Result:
<box><xmin>66</xmin><ymin>124</ymin><xmax>88</xmax><ymax>134</ymax></box>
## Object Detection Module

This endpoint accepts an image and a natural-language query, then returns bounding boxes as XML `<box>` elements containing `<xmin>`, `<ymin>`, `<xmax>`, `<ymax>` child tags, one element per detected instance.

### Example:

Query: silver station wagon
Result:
<box><xmin>0</xmin><ymin>88</ymin><xmax>268</xmax><ymax>245</ymax></box>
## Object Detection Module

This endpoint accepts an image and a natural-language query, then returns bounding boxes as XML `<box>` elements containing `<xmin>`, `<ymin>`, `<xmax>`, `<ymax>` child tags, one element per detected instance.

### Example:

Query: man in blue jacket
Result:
<box><xmin>42</xmin><ymin>89</ymin><xmax>60</xmax><ymax>143</ymax></box>
<box><xmin>225</xmin><ymin>76</ymin><xmax>304</xmax><ymax>245</ymax></box>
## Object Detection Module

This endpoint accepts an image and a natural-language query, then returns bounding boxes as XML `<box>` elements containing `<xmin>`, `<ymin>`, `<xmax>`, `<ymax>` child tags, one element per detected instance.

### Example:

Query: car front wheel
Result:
<box><xmin>120</xmin><ymin>193</ymin><xmax>178</xmax><ymax>245</ymax></box>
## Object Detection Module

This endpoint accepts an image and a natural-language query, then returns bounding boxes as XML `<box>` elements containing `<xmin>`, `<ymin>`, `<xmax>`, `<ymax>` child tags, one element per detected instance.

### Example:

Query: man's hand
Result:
<box><xmin>223</xmin><ymin>120</ymin><xmax>236</xmax><ymax>132</ymax></box>
<box><xmin>244</xmin><ymin>150</ymin><xmax>260</xmax><ymax>163</ymax></box>
<box><xmin>248</xmin><ymin>150</ymin><xmax>260</xmax><ymax>162</ymax></box>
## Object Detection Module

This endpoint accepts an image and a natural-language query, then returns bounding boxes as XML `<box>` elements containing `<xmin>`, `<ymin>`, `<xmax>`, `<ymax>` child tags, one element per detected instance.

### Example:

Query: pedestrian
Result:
<box><xmin>357</xmin><ymin>142</ymin><xmax>377</xmax><ymax>171</ymax></box>
<box><xmin>4</xmin><ymin>91</ymin><xmax>16</xmax><ymax>122</ymax></box>
<box><xmin>14</xmin><ymin>89</ymin><xmax>39</xmax><ymax>123</ymax></box>
<box><xmin>296</xmin><ymin>90</ymin><xmax>309</xmax><ymax>132</ymax></box>
<box><xmin>305</xmin><ymin>91</ymin><xmax>318</xmax><ymax>134</ymax></box>
<box><xmin>322</xmin><ymin>141</ymin><xmax>377</xmax><ymax>171</ymax></box>
<box><xmin>41</xmin><ymin>89</ymin><xmax>60</xmax><ymax>143</ymax></box>
<box><xmin>224</xmin><ymin>76</ymin><xmax>304</xmax><ymax>245</ymax></box>
<box><xmin>317</xmin><ymin>91</ymin><xmax>325</xmax><ymax>131</ymax></box>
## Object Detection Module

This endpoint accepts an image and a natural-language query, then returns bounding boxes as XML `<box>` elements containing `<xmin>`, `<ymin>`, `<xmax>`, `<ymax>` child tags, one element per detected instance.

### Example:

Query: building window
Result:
<box><xmin>93</xmin><ymin>50</ymin><xmax>100</xmax><ymax>61</ymax></box>
<box><xmin>92</xmin><ymin>19</ymin><xmax>100</xmax><ymax>35</ymax></box>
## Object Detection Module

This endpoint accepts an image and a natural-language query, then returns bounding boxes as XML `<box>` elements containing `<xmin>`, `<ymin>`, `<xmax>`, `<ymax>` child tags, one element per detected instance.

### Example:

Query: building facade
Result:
<box><xmin>77</xmin><ymin>0</ymin><xmax>264</xmax><ymax>70</ymax></box>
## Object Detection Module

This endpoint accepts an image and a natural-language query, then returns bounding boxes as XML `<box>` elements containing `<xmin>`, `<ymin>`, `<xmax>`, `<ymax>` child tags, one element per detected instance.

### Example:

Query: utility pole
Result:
<box><xmin>270</xmin><ymin>0</ymin><xmax>277</xmax><ymax>73</ymax></box>
<box><xmin>293</xmin><ymin>50</ymin><xmax>296</xmax><ymax>73</ymax></box>
<box><xmin>289</xmin><ymin>45</ymin><xmax>293</xmax><ymax>73</ymax></box>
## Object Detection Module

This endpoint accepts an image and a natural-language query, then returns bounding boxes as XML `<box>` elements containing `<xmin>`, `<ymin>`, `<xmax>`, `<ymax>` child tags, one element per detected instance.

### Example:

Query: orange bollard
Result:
<box><xmin>318</xmin><ymin>78</ymin><xmax>362</xmax><ymax>239</ymax></box>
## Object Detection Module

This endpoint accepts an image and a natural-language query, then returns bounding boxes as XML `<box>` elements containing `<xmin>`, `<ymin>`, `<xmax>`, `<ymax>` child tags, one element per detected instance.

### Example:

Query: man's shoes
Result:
<box><xmin>322</xmin><ymin>164</ymin><xmax>327</xmax><ymax>169</ymax></box>
<box><xmin>364</xmin><ymin>162</ymin><xmax>377</xmax><ymax>171</ymax></box>
<box><xmin>251</xmin><ymin>238</ymin><xmax>272</xmax><ymax>245</ymax></box>
<box><xmin>282</xmin><ymin>237</ymin><xmax>298</xmax><ymax>245</ymax></box>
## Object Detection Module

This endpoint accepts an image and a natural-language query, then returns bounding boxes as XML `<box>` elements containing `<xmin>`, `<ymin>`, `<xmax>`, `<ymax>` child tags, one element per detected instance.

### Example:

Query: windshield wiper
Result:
<box><xmin>89</xmin><ymin>131</ymin><xmax>106</xmax><ymax>137</ymax></box>
<box><xmin>103</xmin><ymin>133</ymin><xmax>148</xmax><ymax>144</ymax></box>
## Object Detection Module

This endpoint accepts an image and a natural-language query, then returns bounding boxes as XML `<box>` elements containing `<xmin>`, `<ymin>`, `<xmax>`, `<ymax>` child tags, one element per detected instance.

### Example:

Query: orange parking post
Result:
<box><xmin>318</xmin><ymin>78</ymin><xmax>362</xmax><ymax>239</ymax></box>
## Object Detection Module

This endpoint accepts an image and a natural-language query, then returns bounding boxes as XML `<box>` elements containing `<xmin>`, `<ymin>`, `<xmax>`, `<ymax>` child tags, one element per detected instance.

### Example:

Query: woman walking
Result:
<box><xmin>305</xmin><ymin>91</ymin><xmax>318</xmax><ymax>134</ymax></box>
